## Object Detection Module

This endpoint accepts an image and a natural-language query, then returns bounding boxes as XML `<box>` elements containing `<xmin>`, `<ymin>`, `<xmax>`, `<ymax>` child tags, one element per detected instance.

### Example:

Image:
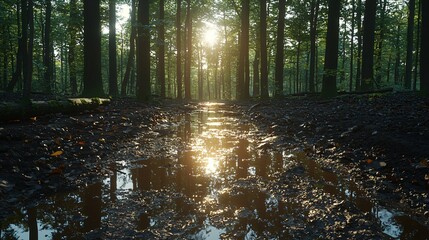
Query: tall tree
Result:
<box><xmin>109</xmin><ymin>0</ymin><xmax>118</xmax><ymax>97</ymax></box>
<box><xmin>7</xmin><ymin>1</ymin><xmax>24</xmax><ymax>92</ymax></box>
<box><xmin>349</xmin><ymin>0</ymin><xmax>355</xmax><ymax>92</ymax></box>
<box><xmin>43</xmin><ymin>0</ymin><xmax>52</xmax><ymax>94</ymax></box>
<box><xmin>355</xmin><ymin>0</ymin><xmax>363</xmax><ymax>91</ymax></box>
<box><xmin>82</xmin><ymin>0</ymin><xmax>104</xmax><ymax>97</ymax></box>
<box><xmin>309</xmin><ymin>0</ymin><xmax>320</xmax><ymax>93</ymax></box>
<box><xmin>260</xmin><ymin>0</ymin><xmax>269</xmax><ymax>99</ymax></box>
<box><xmin>157</xmin><ymin>0</ymin><xmax>166</xmax><ymax>98</ymax></box>
<box><xmin>23</xmin><ymin>0</ymin><xmax>34</xmax><ymax>99</ymax></box>
<box><xmin>360</xmin><ymin>0</ymin><xmax>377</xmax><ymax>91</ymax></box>
<box><xmin>274</xmin><ymin>0</ymin><xmax>286</xmax><ymax>98</ymax></box>
<box><xmin>238</xmin><ymin>0</ymin><xmax>250</xmax><ymax>100</ymax></box>
<box><xmin>184</xmin><ymin>0</ymin><xmax>192</xmax><ymax>100</ymax></box>
<box><xmin>121</xmin><ymin>0</ymin><xmax>136</xmax><ymax>96</ymax></box>
<box><xmin>176</xmin><ymin>0</ymin><xmax>182</xmax><ymax>99</ymax></box>
<box><xmin>404</xmin><ymin>0</ymin><xmax>415</xmax><ymax>90</ymax></box>
<box><xmin>321</xmin><ymin>0</ymin><xmax>341</xmax><ymax>97</ymax></box>
<box><xmin>421</xmin><ymin>0</ymin><xmax>428</xmax><ymax>95</ymax></box>
<box><xmin>69</xmin><ymin>0</ymin><xmax>78</xmax><ymax>95</ymax></box>
<box><xmin>136</xmin><ymin>0</ymin><xmax>151</xmax><ymax>101</ymax></box>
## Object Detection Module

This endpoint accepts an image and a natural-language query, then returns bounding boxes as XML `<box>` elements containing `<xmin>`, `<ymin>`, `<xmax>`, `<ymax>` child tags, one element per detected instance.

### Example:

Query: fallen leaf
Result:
<box><xmin>366</xmin><ymin>159</ymin><xmax>373</xmax><ymax>164</ymax></box>
<box><xmin>50</xmin><ymin>150</ymin><xmax>63</xmax><ymax>157</ymax></box>
<box><xmin>78</xmin><ymin>141</ymin><xmax>86</xmax><ymax>146</ymax></box>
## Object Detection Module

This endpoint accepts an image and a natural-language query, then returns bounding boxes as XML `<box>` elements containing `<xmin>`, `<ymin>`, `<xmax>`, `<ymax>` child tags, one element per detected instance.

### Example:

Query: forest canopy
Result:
<box><xmin>0</xmin><ymin>0</ymin><xmax>427</xmax><ymax>100</ymax></box>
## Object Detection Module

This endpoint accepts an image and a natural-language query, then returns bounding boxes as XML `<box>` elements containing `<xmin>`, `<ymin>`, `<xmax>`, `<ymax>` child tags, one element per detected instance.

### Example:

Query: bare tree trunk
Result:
<box><xmin>361</xmin><ymin>0</ymin><xmax>377</xmax><ymax>91</ymax></box>
<box><xmin>260</xmin><ymin>0</ymin><xmax>269</xmax><ymax>99</ymax></box>
<box><xmin>405</xmin><ymin>0</ymin><xmax>416</xmax><ymax>89</ymax></box>
<box><xmin>109</xmin><ymin>0</ymin><xmax>118</xmax><ymax>97</ymax></box>
<box><xmin>184</xmin><ymin>0</ymin><xmax>192</xmax><ymax>100</ymax></box>
<box><xmin>274</xmin><ymin>0</ymin><xmax>285</xmax><ymax>97</ymax></box>
<box><xmin>136</xmin><ymin>0</ymin><xmax>151</xmax><ymax>101</ymax></box>
<box><xmin>176</xmin><ymin>0</ymin><xmax>182</xmax><ymax>99</ymax></box>
<box><xmin>157</xmin><ymin>0</ymin><xmax>166</xmax><ymax>97</ymax></box>
<box><xmin>121</xmin><ymin>0</ymin><xmax>136</xmax><ymax>96</ymax></box>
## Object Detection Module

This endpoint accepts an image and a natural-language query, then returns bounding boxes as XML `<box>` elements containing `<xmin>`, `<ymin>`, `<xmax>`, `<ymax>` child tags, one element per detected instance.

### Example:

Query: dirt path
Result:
<box><xmin>1</xmin><ymin>97</ymin><xmax>428</xmax><ymax>239</ymax></box>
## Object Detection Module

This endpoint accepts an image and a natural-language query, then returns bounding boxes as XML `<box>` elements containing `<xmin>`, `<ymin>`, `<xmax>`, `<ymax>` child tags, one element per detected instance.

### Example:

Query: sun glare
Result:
<box><xmin>202</xmin><ymin>27</ymin><xmax>218</xmax><ymax>47</ymax></box>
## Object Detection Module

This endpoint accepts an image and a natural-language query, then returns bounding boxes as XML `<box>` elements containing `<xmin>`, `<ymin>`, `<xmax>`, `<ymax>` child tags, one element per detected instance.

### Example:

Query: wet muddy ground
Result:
<box><xmin>1</xmin><ymin>93</ymin><xmax>429</xmax><ymax>239</ymax></box>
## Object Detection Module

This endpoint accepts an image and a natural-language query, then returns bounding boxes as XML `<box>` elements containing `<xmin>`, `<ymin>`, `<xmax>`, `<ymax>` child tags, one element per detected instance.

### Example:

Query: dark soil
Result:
<box><xmin>1</xmin><ymin>92</ymin><xmax>428</xmax><ymax>239</ymax></box>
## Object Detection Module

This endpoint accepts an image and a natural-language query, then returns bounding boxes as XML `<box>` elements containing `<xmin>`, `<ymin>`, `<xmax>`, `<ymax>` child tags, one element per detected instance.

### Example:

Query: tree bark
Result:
<box><xmin>420</xmin><ymin>0</ymin><xmax>429</xmax><ymax>95</ymax></box>
<box><xmin>157</xmin><ymin>0</ymin><xmax>166</xmax><ymax>98</ymax></box>
<box><xmin>68</xmin><ymin>0</ymin><xmax>78</xmax><ymax>95</ymax></box>
<box><xmin>23</xmin><ymin>0</ymin><xmax>34</xmax><ymax>99</ymax></box>
<box><xmin>43</xmin><ymin>0</ymin><xmax>52</xmax><ymax>94</ymax></box>
<box><xmin>309</xmin><ymin>0</ymin><xmax>320</xmax><ymax>93</ymax></box>
<box><xmin>355</xmin><ymin>0</ymin><xmax>362</xmax><ymax>91</ymax></box>
<box><xmin>121</xmin><ymin>0</ymin><xmax>136</xmax><ymax>96</ymax></box>
<box><xmin>136</xmin><ymin>0</ymin><xmax>151</xmax><ymax>101</ymax></box>
<box><xmin>82</xmin><ymin>0</ymin><xmax>104</xmax><ymax>97</ymax></box>
<box><xmin>405</xmin><ymin>0</ymin><xmax>415</xmax><ymax>90</ymax></box>
<box><xmin>274</xmin><ymin>0</ymin><xmax>286</xmax><ymax>98</ymax></box>
<box><xmin>349</xmin><ymin>0</ymin><xmax>355</xmax><ymax>92</ymax></box>
<box><xmin>238</xmin><ymin>0</ymin><xmax>250</xmax><ymax>100</ymax></box>
<box><xmin>321</xmin><ymin>0</ymin><xmax>341</xmax><ymax>97</ymax></box>
<box><xmin>176</xmin><ymin>0</ymin><xmax>183</xmax><ymax>99</ymax></box>
<box><xmin>184</xmin><ymin>0</ymin><xmax>192</xmax><ymax>100</ymax></box>
<box><xmin>260</xmin><ymin>0</ymin><xmax>269</xmax><ymax>99</ymax></box>
<box><xmin>109</xmin><ymin>0</ymin><xmax>119</xmax><ymax>97</ymax></box>
<box><xmin>360</xmin><ymin>0</ymin><xmax>377</xmax><ymax>91</ymax></box>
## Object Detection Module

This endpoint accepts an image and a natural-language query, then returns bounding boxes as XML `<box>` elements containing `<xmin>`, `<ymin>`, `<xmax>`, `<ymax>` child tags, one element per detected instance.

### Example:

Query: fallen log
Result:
<box><xmin>0</xmin><ymin>98</ymin><xmax>110</xmax><ymax>121</ymax></box>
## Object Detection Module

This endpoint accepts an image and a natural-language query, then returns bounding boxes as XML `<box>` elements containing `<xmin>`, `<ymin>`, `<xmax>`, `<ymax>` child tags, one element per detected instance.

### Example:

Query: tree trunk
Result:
<box><xmin>349</xmin><ymin>0</ymin><xmax>355</xmax><ymax>92</ymax></box>
<box><xmin>136</xmin><ymin>0</ymin><xmax>151</xmax><ymax>101</ymax></box>
<box><xmin>253</xmin><ymin>21</ymin><xmax>260</xmax><ymax>97</ymax></box>
<box><xmin>274</xmin><ymin>0</ymin><xmax>285</xmax><ymax>98</ymax></box>
<box><xmin>355</xmin><ymin>0</ymin><xmax>362</xmax><ymax>91</ymax></box>
<box><xmin>375</xmin><ymin>0</ymin><xmax>387</xmax><ymax>87</ymax></box>
<box><xmin>82</xmin><ymin>0</ymin><xmax>104</xmax><ymax>97</ymax></box>
<box><xmin>109</xmin><ymin>0</ymin><xmax>118</xmax><ymax>97</ymax></box>
<box><xmin>43</xmin><ymin>0</ymin><xmax>52</xmax><ymax>94</ymax></box>
<box><xmin>260</xmin><ymin>0</ymin><xmax>269</xmax><ymax>99</ymax></box>
<box><xmin>420</xmin><ymin>0</ymin><xmax>429</xmax><ymax>95</ymax></box>
<box><xmin>184</xmin><ymin>0</ymin><xmax>192</xmax><ymax>100</ymax></box>
<box><xmin>23</xmin><ymin>0</ymin><xmax>34</xmax><ymax>99</ymax></box>
<box><xmin>413</xmin><ymin>0</ymin><xmax>421</xmax><ymax>91</ymax></box>
<box><xmin>68</xmin><ymin>0</ymin><xmax>78</xmax><ymax>95</ymax></box>
<box><xmin>176</xmin><ymin>0</ymin><xmax>182</xmax><ymax>99</ymax></box>
<box><xmin>321</xmin><ymin>0</ymin><xmax>341</xmax><ymax>97</ymax></box>
<box><xmin>238</xmin><ymin>0</ymin><xmax>250</xmax><ymax>100</ymax></box>
<box><xmin>121</xmin><ymin>0</ymin><xmax>136</xmax><ymax>96</ymax></box>
<box><xmin>309</xmin><ymin>0</ymin><xmax>319</xmax><ymax>93</ymax></box>
<box><xmin>405</xmin><ymin>0</ymin><xmax>415</xmax><ymax>90</ymax></box>
<box><xmin>360</xmin><ymin>0</ymin><xmax>377</xmax><ymax>91</ymax></box>
<box><xmin>157</xmin><ymin>0</ymin><xmax>166</xmax><ymax>98</ymax></box>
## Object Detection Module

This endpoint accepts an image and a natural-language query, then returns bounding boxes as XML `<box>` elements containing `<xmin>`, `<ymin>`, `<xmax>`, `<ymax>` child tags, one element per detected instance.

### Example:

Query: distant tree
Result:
<box><xmin>259</xmin><ymin>0</ymin><xmax>268</xmax><ymax>99</ymax></box>
<box><xmin>23</xmin><ymin>0</ymin><xmax>34</xmax><ymax>99</ymax></box>
<box><xmin>421</xmin><ymin>0</ymin><xmax>428</xmax><ymax>95</ymax></box>
<box><xmin>69</xmin><ymin>0</ymin><xmax>79</xmax><ymax>95</ymax></box>
<box><xmin>109</xmin><ymin>0</ymin><xmax>118</xmax><ymax>97</ymax></box>
<box><xmin>274</xmin><ymin>0</ymin><xmax>286</xmax><ymax>98</ymax></box>
<box><xmin>82</xmin><ymin>0</ymin><xmax>104</xmax><ymax>97</ymax></box>
<box><xmin>360</xmin><ymin>0</ymin><xmax>377</xmax><ymax>91</ymax></box>
<box><xmin>43</xmin><ymin>0</ymin><xmax>53</xmax><ymax>94</ymax></box>
<box><xmin>309</xmin><ymin>0</ymin><xmax>320</xmax><ymax>93</ymax></box>
<box><xmin>176</xmin><ymin>0</ymin><xmax>183</xmax><ymax>99</ymax></box>
<box><xmin>184</xmin><ymin>0</ymin><xmax>192</xmax><ymax>100</ymax></box>
<box><xmin>237</xmin><ymin>0</ymin><xmax>250</xmax><ymax>100</ymax></box>
<box><xmin>404</xmin><ymin>0</ymin><xmax>415</xmax><ymax>90</ymax></box>
<box><xmin>121</xmin><ymin>0</ymin><xmax>136</xmax><ymax>96</ymax></box>
<box><xmin>321</xmin><ymin>0</ymin><xmax>341</xmax><ymax>97</ymax></box>
<box><xmin>136</xmin><ymin>0</ymin><xmax>151</xmax><ymax>101</ymax></box>
<box><xmin>157</xmin><ymin>0</ymin><xmax>166</xmax><ymax>98</ymax></box>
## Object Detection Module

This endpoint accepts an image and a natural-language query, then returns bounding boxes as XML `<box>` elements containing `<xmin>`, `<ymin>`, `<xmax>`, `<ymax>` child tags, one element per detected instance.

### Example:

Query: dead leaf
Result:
<box><xmin>366</xmin><ymin>159</ymin><xmax>373</xmax><ymax>164</ymax></box>
<box><xmin>50</xmin><ymin>150</ymin><xmax>63</xmax><ymax>157</ymax></box>
<box><xmin>78</xmin><ymin>141</ymin><xmax>85</xmax><ymax>146</ymax></box>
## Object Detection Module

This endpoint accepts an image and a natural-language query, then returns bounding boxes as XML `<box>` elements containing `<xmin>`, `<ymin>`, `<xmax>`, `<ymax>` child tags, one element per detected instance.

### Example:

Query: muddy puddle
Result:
<box><xmin>1</xmin><ymin>102</ymin><xmax>428</xmax><ymax>239</ymax></box>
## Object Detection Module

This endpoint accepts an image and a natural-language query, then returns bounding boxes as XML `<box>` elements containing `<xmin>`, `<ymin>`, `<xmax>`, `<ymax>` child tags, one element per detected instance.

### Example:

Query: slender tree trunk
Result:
<box><xmin>413</xmin><ymin>0</ymin><xmax>421</xmax><ymax>91</ymax></box>
<box><xmin>121</xmin><ymin>0</ymin><xmax>136</xmax><ymax>96</ymax></box>
<box><xmin>23</xmin><ymin>0</ymin><xmax>34</xmax><ymax>99</ymax></box>
<box><xmin>420</xmin><ymin>0</ymin><xmax>429</xmax><ymax>95</ymax></box>
<box><xmin>375</xmin><ymin>0</ymin><xmax>387</xmax><ymax>87</ymax></box>
<box><xmin>136</xmin><ymin>0</ymin><xmax>151</xmax><ymax>101</ymax></box>
<box><xmin>69</xmin><ymin>0</ymin><xmax>78</xmax><ymax>95</ymax></box>
<box><xmin>238</xmin><ymin>0</ymin><xmax>250</xmax><ymax>100</ymax></box>
<box><xmin>109</xmin><ymin>0</ymin><xmax>118</xmax><ymax>97</ymax></box>
<box><xmin>6</xmin><ymin>1</ymin><xmax>22</xmax><ymax>92</ymax></box>
<box><xmin>260</xmin><ymin>0</ymin><xmax>269</xmax><ymax>99</ymax></box>
<box><xmin>355</xmin><ymin>0</ymin><xmax>362</xmax><ymax>91</ymax></box>
<box><xmin>253</xmin><ymin>22</ymin><xmax>260</xmax><ymax>97</ymax></box>
<box><xmin>309</xmin><ymin>0</ymin><xmax>319</xmax><ymax>93</ymax></box>
<box><xmin>360</xmin><ymin>0</ymin><xmax>377</xmax><ymax>91</ymax></box>
<box><xmin>274</xmin><ymin>0</ymin><xmax>285</xmax><ymax>98</ymax></box>
<box><xmin>321</xmin><ymin>0</ymin><xmax>341</xmax><ymax>97</ymax></box>
<box><xmin>296</xmin><ymin>40</ymin><xmax>301</xmax><ymax>94</ymax></box>
<box><xmin>176</xmin><ymin>0</ymin><xmax>182</xmax><ymax>99</ymax></box>
<box><xmin>82</xmin><ymin>0</ymin><xmax>104</xmax><ymax>97</ymax></box>
<box><xmin>394</xmin><ymin>24</ymin><xmax>401</xmax><ymax>84</ymax></box>
<box><xmin>405</xmin><ymin>0</ymin><xmax>415</xmax><ymax>89</ymax></box>
<box><xmin>157</xmin><ymin>0</ymin><xmax>166</xmax><ymax>98</ymax></box>
<box><xmin>43</xmin><ymin>0</ymin><xmax>52</xmax><ymax>94</ymax></box>
<box><xmin>349</xmin><ymin>0</ymin><xmax>355</xmax><ymax>92</ymax></box>
<box><xmin>184</xmin><ymin>0</ymin><xmax>192</xmax><ymax>100</ymax></box>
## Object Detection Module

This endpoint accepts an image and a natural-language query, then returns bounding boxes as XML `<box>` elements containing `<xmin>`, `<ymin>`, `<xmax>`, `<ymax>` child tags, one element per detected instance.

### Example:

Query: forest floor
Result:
<box><xmin>0</xmin><ymin>92</ymin><xmax>428</xmax><ymax>239</ymax></box>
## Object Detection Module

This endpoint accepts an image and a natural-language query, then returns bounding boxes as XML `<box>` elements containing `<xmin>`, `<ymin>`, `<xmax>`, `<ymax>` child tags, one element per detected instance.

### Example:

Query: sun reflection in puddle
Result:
<box><xmin>204</xmin><ymin>157</ymin><xmax>220</xmax><ymax>175</ymax></box>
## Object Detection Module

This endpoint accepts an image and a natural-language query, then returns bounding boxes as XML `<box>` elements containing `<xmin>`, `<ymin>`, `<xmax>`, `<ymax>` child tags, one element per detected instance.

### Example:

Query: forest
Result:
<box><xmin>0</xmin><ymin>0</ymin><xmax>427</xmax><ymax>100</ymax></box>
<box><xmin>1</xmin><ymin>0</ymin><xmax>429</xmax><ymax>239</ymax></box>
